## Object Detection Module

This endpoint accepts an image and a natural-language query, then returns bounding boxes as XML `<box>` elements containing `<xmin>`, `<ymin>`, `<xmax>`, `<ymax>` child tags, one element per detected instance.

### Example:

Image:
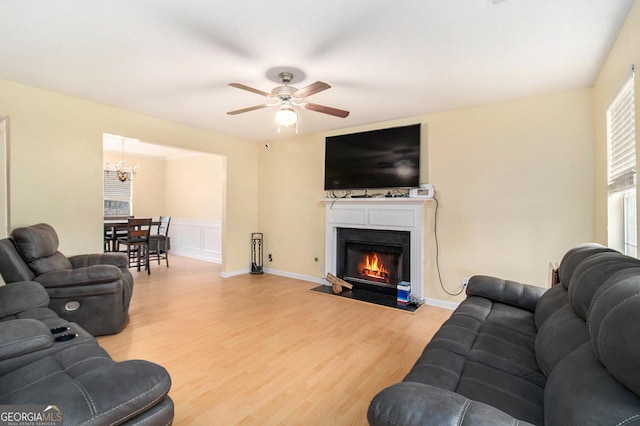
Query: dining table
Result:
<box><xmin>103</xmin><ymin>219</ymin><xmax>159</xmax><ymax>252</ymax></box>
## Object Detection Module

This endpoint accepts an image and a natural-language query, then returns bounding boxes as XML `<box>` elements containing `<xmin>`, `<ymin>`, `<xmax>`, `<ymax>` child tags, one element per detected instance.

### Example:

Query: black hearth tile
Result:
<box><xmin>310</xmin><ymin>285</ymin><xmax>420</xmax><ymax>313</ymax></box>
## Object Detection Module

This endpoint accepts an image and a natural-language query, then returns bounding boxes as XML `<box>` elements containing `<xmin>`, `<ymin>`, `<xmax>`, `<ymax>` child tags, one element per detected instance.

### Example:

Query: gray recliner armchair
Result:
<box><xmin>0</xmin><ymin>270</ymin><xmax>173</xmax><ymax>424</ymax></box>
<box><xmin>0</xmin><ymin>223</ymin><xmax>133</xmax><ymax>336</ymax></box>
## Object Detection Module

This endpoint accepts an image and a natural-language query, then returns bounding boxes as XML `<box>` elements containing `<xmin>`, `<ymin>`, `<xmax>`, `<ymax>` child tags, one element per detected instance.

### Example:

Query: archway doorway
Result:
<box><xmin>103</xmin><ymin>133</ymin><xmax>225</xmax><ymax>264</ymax></box>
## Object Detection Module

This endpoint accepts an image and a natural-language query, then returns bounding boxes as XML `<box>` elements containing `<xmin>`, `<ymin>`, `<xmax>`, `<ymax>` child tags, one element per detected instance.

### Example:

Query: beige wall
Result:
<box><xmin>104</xmin><ymin>150</ymin><xmax>225</xmax><ymax>222</ymax></box>
<box><xmin>257</xmin><ymin>117</ymin><xmax>428</xmax><ymax>281</ymax></box>
<box><xmin>103</xmin><ymin>151</ymin><xmax>165</xmax><ymax>217</ymax></box>
<box><xmin>425</xmin><ymin>89</ymin><xmax>594</xmax><ymax>302</ymax></box>
<box><xmin>259</xmin><ymin>88</ymin><xmax>595</xmax><ymax>302</ymax></box>
<box><xmin>593</xmin><ymin>1</ymin><xmax>640</xmax><ymax>244</ymax></box>
<box><xmin>0</xmin><ymin>79</ymin><xmax>258</xmax><ymax>274</ymax></box>
<box><xmin>165</xmin><ymin>154</ymin><xmax>224</xmax><ymax>222</ymax></box>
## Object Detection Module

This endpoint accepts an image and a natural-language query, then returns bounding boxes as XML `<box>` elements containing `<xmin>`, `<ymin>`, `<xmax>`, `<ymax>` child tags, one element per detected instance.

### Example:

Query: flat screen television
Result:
<box><xmin>324</xmin><ymin>123</ymin><xmax>421</xmax><ymax>191</ymax></box>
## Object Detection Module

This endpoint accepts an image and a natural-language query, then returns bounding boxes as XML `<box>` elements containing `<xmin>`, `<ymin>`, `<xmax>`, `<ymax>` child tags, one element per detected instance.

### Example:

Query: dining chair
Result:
<box><xmin>104</xmin><ymin>229</ymin><xmax>112</xmax><ymax>252</ymax></box>
<box><xmin>149</xmin><ymin>216</ymin><xmax>171</xmax><ymax>267</ymax></box>
<box><xmin>103</xmin><ymin>216</ymin><xmax>133</xmax><ymax>252</ymax></box>
<box><xmin>116</xmin><ymin>218</ymin><xmax>152</xmax><ymax>274</ymax></box>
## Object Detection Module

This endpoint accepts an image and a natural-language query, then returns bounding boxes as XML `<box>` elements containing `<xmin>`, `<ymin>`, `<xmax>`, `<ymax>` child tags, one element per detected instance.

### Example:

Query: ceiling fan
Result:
<box><xmin>226</xmin><ymin>71</ymin><xmax>349</xmax><ymax>127</ymax></box>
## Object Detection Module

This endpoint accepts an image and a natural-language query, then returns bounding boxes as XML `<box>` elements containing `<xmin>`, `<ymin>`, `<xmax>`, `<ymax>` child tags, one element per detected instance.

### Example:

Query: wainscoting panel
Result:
<box><xmin>168</xmin><ymin>218</ymin><xmax>222</xmax><ymax>263</ymax></box>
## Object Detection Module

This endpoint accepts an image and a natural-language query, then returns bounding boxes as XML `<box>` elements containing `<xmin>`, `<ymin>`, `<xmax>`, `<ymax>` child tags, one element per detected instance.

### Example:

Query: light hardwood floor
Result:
<box><xmin>97</xmin><ymin>255</ymin><xmax>452</xmax><ymax>425</ymax></box>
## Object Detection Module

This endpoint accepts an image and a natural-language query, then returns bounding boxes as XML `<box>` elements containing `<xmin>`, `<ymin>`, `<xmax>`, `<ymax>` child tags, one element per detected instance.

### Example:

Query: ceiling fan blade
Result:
<box><xmin>229</xmin><ymin>83</ymin><xmax>270</xmax><ymax>98</ymax></box>
<box><xmin>293</xmin><ymin>81</ymin><xmax>331</xmax><ymax>98</ymax></box>
<box><xmin>226</xmin><ymin>104</ymin><xmax>270</xmax><ymax>115</ymax></box>
<box><xmin>302</xmin><ymin>102</ymin><xmax>350</xmax><ymax>118</ymax></box>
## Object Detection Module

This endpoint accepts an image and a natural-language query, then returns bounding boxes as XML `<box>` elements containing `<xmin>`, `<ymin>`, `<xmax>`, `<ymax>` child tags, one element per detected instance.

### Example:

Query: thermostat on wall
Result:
<box><xmin>409</xmin><ymin>184</ymin><xmax>434</xmax><ymax>199</ymax></box>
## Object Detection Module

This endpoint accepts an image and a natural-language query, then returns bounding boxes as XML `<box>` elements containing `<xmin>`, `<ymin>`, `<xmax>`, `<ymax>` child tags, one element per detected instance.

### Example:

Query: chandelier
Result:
<box><xmin>105</xmin><ymin>138</ymin><xmax>138</xmax><ymax>182</ymax></box>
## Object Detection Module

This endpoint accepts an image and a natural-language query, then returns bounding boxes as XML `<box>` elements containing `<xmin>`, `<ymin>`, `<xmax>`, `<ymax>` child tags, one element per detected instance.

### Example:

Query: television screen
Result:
<box><xmin>324</xmin><ymin>124</ymin><xmax>421</xmax><ymax>191</ymax></box>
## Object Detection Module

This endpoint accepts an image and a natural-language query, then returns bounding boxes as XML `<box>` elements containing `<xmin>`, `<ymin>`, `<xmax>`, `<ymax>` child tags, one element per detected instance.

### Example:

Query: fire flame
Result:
<box><xmin>362</xmin><ymin>253</ymin><xmax>390</xmax><ymax>283</ymax></box>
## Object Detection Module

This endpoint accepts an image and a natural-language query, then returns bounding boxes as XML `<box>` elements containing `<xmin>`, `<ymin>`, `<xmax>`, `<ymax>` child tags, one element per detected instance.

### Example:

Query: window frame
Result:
<box><xmin>607</xmin><ymin>71</ymin><xmax>637</xmax><ymax>257</ymax></box>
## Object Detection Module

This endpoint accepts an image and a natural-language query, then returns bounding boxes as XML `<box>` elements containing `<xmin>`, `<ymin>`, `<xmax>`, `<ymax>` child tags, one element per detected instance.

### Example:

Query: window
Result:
<box><xmin>624</xmin><ymin>189</ymin><xmax>637</xmax><ymax>257</ymax></box>
<box><xmin>103</xmin><ymin>171</ymin><xmax>132</xmax><ymax>216</ymax></box>
<box><xmin>607</xmin><ymin>73</ymin><xmax>636</xmax><ymax>256</ymax></box>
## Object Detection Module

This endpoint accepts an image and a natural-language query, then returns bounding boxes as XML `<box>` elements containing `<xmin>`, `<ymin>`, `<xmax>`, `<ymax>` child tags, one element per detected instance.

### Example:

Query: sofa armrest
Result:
<box><xmin>466</xmin><ymin>275</ymin><xmax>546</xmax><ymax>311</ymax></box>
<box><xmin>0</xmin><ymin>281</ymin><xmax>50</xmax><ymax>318</ymax></box>
<box><xmin>68</xmin><ymin>252</ymin><xmax>128</xmax><ymax>269</ymax></box>
<box><xmin>368</xmin><ymin>382</ymin><xmax>534</xmax><ymax>426</ymax></box>
<box><xmin>34</xmin><ymin>265</ymin><xmax>122</xmax><ymax>289</ymax></box>
<box><xmin>0</xmin><ymin>319</ymin><xmax>53</xmax><ymax>360</ymax></box>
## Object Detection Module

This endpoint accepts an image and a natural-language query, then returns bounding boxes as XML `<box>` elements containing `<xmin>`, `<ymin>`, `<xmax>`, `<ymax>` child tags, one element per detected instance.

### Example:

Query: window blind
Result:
<box><xmin>104</xmin><ymin>171</ymin><xmax>132</xmax><ymax>199</ymax></box>
<box><xmin>608</xmin><ymin>75</ymin><xmax>637</xmax><ymax>193</ymax></box>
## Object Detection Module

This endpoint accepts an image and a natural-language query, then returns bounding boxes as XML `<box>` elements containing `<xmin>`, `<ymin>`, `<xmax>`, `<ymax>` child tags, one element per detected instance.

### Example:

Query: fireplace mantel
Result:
<box><xmin>322</xmin><ymin>197</ymin><xmax>431</xmax><ymax>300</ymax></box>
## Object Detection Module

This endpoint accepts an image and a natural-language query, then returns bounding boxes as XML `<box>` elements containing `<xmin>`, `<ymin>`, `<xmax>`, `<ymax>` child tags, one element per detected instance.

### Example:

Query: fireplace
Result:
<box><xmin>336</xmin><ymin>228</ymin><xmax>410</xmax><ymax>295</ymax></box>
<box><xmin>323</xmin><ymin>198</ymin><xmax>427</xmax><ymax>301</ymax></box>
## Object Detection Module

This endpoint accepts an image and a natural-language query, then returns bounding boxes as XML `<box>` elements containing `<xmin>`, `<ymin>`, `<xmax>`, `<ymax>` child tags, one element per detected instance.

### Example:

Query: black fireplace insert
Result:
<box><xmin>336</xmin><ymin>227</ymin><xmax>410</xmax><ymax>295</ymax></box>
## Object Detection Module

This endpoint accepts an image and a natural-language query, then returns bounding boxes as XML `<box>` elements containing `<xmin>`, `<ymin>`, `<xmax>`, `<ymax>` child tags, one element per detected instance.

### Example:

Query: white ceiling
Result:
<box><xmin>0</xmin><ymin>0</ymin><xmax>634</xmax><ymax>143</ymax></box>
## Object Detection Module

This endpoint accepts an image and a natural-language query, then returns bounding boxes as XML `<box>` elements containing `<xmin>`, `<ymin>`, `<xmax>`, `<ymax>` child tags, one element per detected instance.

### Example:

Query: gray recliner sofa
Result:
<box><xmin>0</xmin><ymin>276</ymin><xmax>173</xmax><ymax>424</ymax></box>
<box><xmin>0</xmin><ymin>223</ymin><xmax>133</xmax><ymax>336</ymax></box>
<box><xmin>368</xmin><ymin>244</ymin><xmax>640</xmax><ymax>425</ymax></box>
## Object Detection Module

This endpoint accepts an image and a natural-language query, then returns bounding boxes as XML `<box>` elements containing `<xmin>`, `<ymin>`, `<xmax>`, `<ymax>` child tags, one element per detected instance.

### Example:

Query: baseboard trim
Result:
<box><xmin>263</xmin><ymin>268</ymin><xmax>327</xmax><ymax>285</ymax></box>
<box><xmin>220</xmin><ymin>268</ymin><xmax>251</xmax><ymax>278</ymax></box>
<box><xmin>171</xmin><ymin>247</ymin><xmax>221</xmax><ymax>264</ymax></box>
<box><xmin>423</xmin><ymin>297</ymin><xmax>459</xmax><ymax>310</ymax></box>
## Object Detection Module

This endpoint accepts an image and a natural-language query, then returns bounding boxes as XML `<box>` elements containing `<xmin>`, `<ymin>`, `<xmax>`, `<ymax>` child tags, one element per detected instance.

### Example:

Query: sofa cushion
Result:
<box><xmin>588</xmin><ymin>269</ymin><xmax>640</xmax><ymax>396</ymax></box>
<box><xmin>405</xmin><ymin>348</ymin><xmax>469</xmax><ymax>391</ymax></box>
<box><xmin>534</xmin><ymin>284</ymin><xmax>568</xmax><ymax>329</ymax></box>
<box><xmin>28</xmin><ymin>252</ymin><xmax>73</xmax><ymax>275</ymax></box>
<box><xmin>368</xmin><ymin>382</ymin><xmax>538</xmax><ymax>426</ymax></box>
<box><xmin>456</xmin><ymin>361</ymin><xmax>544</xmax><ymax>425</ymax></box>
<box><xmin>0</xmin><ymin>341</ymin><xmax>172</xmax><ymax>425</ymax></box>
<box><xmin>557</xmin><ymin>243</ymin><xmax>615</xmax><ymax>288</ymax></box>
<box><xmin>0</xmin><ymin>281</ymin><xmax>49</xmax><ymax>318</ymax></box>
<box><xmin>465</xmin><ymin>276</ymin><xmax>545</xmax><ymax>311</ymax></box>
<box><xmin>544</xmin><ymin>343</ymin><xmax>640</xmax><ymax>426</ymax></box>
<box><xmin>0</xmin><ymin>319</ymin><xmax>53</xmax><ymax>361</ymax></box>
<box><xmin>11</xmin><ymin>223</ymin><xmax>60</xmax><ymax>261</ymax></box>
<box><xmin>535</xmin><ymin>303</ymin><xmax>588</xmax><ymax>377</ymax></box>
<box><xmin>11</xmin><ymin>224</ymin><xmax>72</xmax><ymax>274</ymax></box>
<box><xmin>468</xmin><ymin>321</ymin><xmax>543</xmax><ymax>387</ymax></box>
<box><xmin>472</xmin><ymin>304</ymin><xmax>543</xmax><ymax>386</ymax></box>
<box><xmin>568</xmin><ymin>252</ymin><xmax>640</xmax><ymax>320</ymax></box>
<box><xmin>533</xmin><ymin>252</ymin><xmax>640</xmax><ymax>378</ymax></box>
<box><xmin>0</xmin><ymin>239</ymin><xmax>35</xmax><ymax>282</ymax></box>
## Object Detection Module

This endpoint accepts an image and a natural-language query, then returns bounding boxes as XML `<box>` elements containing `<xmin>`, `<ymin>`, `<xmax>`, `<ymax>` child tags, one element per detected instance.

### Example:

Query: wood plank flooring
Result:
<box><xmin>97</xmin><ymin>256</ymin><xmax>452</xmax><ymax>425</ymax></box>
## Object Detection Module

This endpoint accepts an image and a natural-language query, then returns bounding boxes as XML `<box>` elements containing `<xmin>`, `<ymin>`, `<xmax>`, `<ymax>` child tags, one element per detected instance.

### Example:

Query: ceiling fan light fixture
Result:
<box><xmin>227</xmin><ymin>69</ymin><xmax>349</xmax><ymax>132</ymax></box>
<box><xmin>275</xmin><ymin>105</ymin><xmax>298</xmax><ymax>128</ymax></box>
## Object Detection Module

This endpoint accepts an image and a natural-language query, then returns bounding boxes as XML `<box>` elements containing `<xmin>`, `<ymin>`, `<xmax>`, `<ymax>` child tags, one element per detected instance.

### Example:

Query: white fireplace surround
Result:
<box><xmin>323</xmin><ymin>198</ymin><xmax>428</xmax><ymax>300</ymax></box>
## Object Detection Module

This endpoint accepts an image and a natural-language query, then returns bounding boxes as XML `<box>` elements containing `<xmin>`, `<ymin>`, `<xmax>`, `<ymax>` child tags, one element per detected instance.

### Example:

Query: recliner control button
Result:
<box><xmin>65</xmin><ymin>301</ymin><xmax>80</xmax><ymax>311</ymax></box>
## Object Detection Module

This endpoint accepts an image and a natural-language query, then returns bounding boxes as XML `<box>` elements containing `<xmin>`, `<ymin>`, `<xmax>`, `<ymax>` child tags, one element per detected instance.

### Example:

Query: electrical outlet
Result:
<box><xmin>462</xmin><ymin>277</ymin><xmax>470</xmax><ymax>287</ymax></box>
<box><xmin>268</xmin><ymin>252</ymin><xmax>273</xmax><ymax>262</ymax></box>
